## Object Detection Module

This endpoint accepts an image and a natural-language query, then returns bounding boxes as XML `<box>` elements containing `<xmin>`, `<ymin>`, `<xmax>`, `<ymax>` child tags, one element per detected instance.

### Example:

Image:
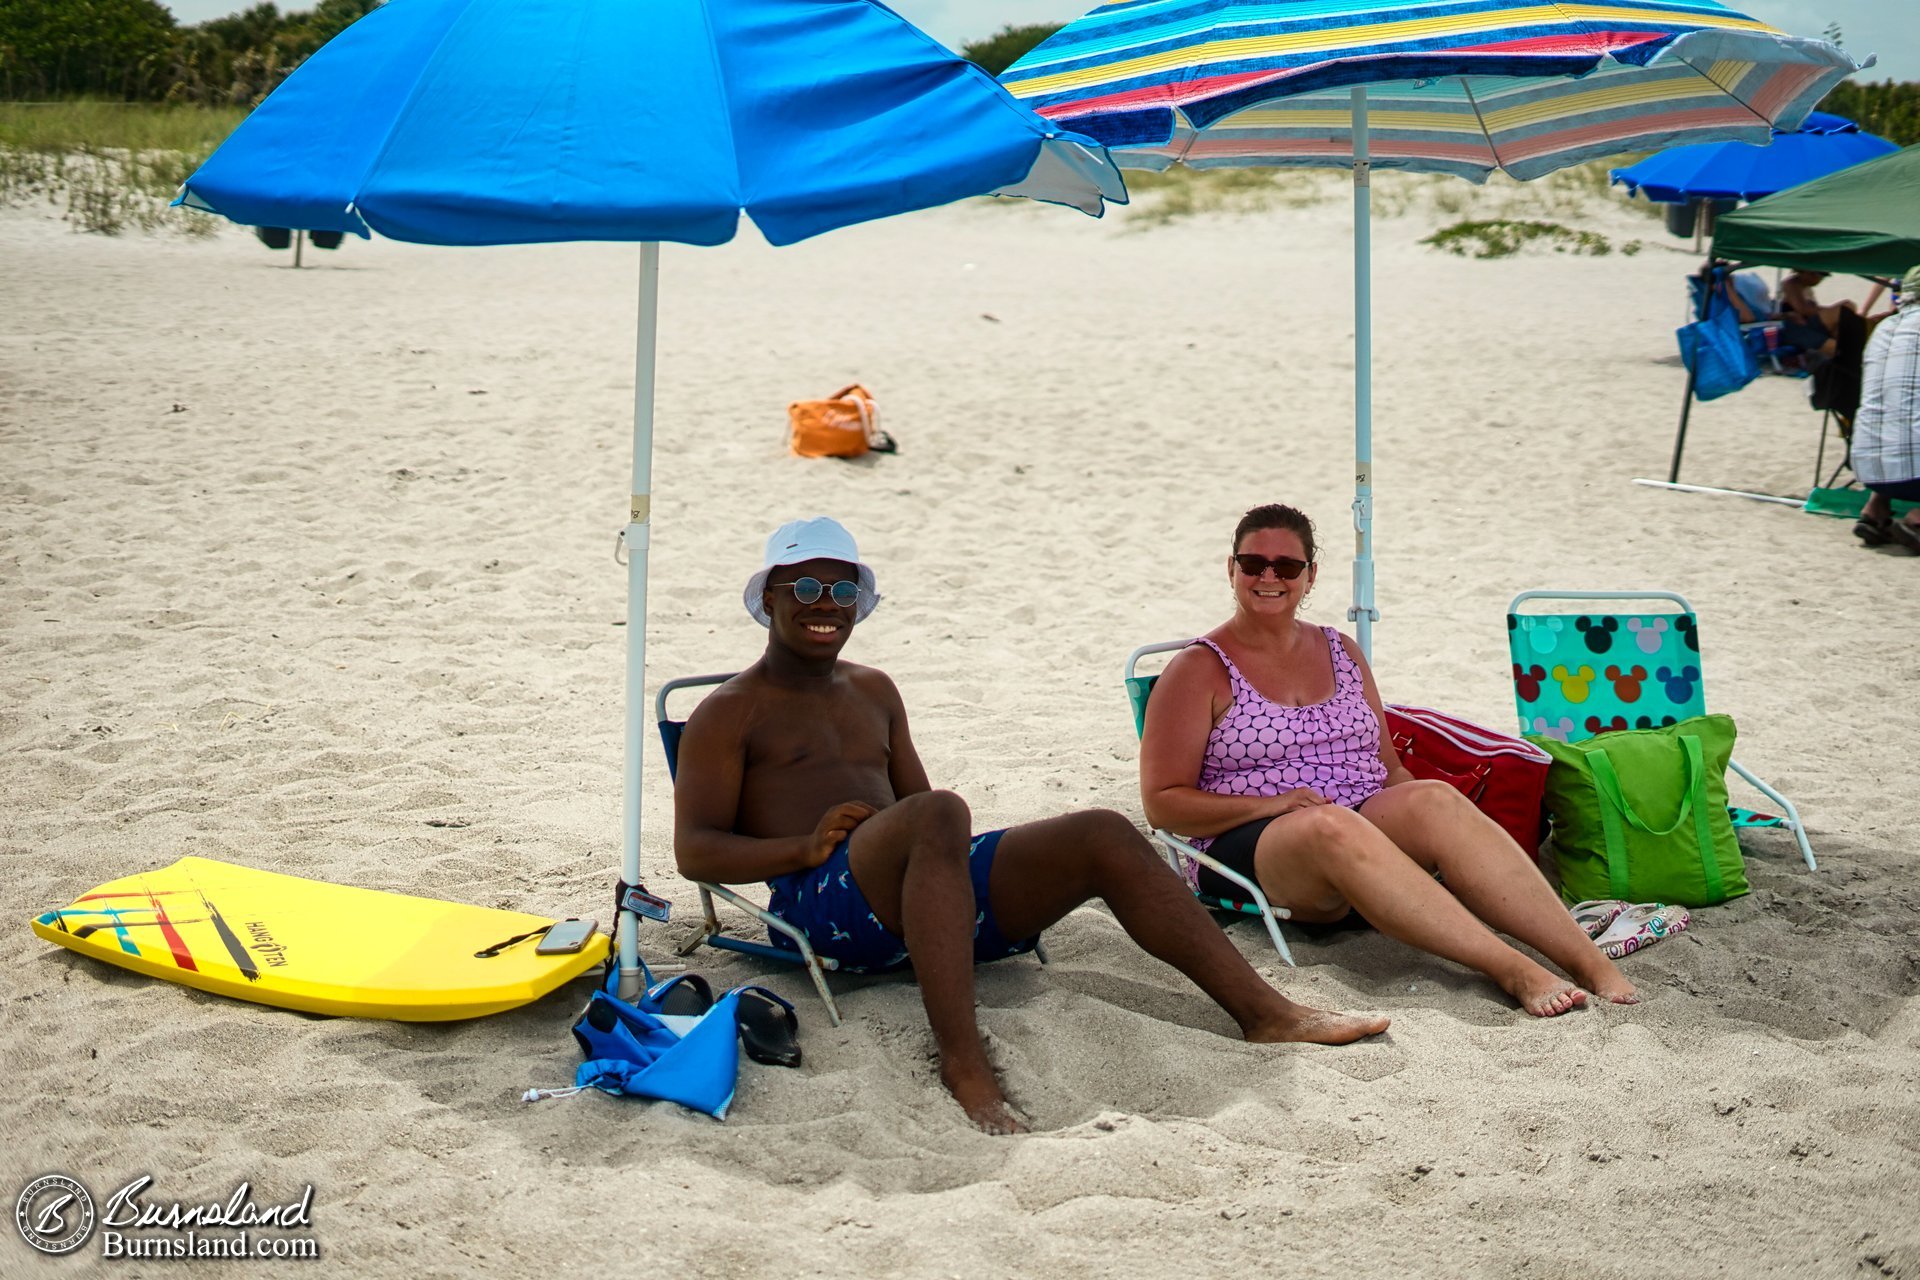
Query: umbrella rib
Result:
<box><xmin>1457</xmin><ymin>78</ymin><xmax>1506</xmax><ymax>178</ymax></box>
<box><xmin>690</xmin><ymin>0</ymin><xmax>748</xmax><ymax>214</ymax></box>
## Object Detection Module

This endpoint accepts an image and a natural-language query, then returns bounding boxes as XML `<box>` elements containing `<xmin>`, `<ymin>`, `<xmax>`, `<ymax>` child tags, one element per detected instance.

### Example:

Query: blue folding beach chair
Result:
<box><xmin>1124</xmin><ymin>642</ymin><xmax>1296</xmax><ymax>966</ymax></box>
<box><xmin>1686</xmin><ymin>266</ymin><xmax>1805</xmax><ymax>377</ymax></box>
<box><xmin>1506</xmin><ymin>590</ymin><xmax>1816</xmax><ymax>871</ymax></box>
<box><xmin>656</xmin><ymin>673</ymin><xmax>1048</xmax><ymax>1028</ymax></box>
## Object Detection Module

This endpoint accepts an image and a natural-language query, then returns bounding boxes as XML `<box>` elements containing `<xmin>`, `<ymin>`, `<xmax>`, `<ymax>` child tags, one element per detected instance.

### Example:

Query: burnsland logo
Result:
<box><xmin>15</xmin><ymin>1174</ymin><xmax>320</xmax><ymax>1261</ymax></box>
<box><xmin>246</xmin><ymin>920</ymin><xmax>290</xmax><ymax>967</ymax></box>
<box><xmin>16</xmin><ymin>1175</ymin><xmax>95</xmax><ymax>1255</ymax></box>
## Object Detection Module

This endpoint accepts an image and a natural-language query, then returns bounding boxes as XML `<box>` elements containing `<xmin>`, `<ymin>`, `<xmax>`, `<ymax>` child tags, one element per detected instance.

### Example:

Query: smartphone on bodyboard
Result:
<box><xmin>535</xmin><ymin>917</ymin><xmax>599</xmax><ymax>955</ymax></box>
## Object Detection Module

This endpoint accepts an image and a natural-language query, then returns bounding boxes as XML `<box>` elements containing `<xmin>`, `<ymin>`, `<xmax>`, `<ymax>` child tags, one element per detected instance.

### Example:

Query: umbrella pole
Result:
<box><xmin>618</xmin><ymin>241</ymin><xmax>661</xmax><ymax>1000</ymax></box>
<box><xmin>1667</xmin><ymin>363</ymin><xmax>1698</xmax><ymax>484</ymax></box>
<box><xmin>1349</xmin><ymin>87</ymin><xmax>1377</xmax><ymax>660</ymax></box>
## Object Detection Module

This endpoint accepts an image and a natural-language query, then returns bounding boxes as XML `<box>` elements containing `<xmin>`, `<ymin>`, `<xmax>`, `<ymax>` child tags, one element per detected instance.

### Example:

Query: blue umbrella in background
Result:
<box><xmin>1002</xmin><ymin>0</ymin><xmax>1863</xmax><ymax>658</ymax></box>
<box><xmin>175</xmin><ymin>0</ymin><xmax>1127</xmax><ymax>994</ymax></box>
<box><xmin>1612</xmin><ymin>112</ymin><xmax>1898</xmax><ymax>205</ymax></box>
<box><xmin>1618</xmin><ymin>113</ymin><xmax>1899</xmax><ymax>493</ymax></box>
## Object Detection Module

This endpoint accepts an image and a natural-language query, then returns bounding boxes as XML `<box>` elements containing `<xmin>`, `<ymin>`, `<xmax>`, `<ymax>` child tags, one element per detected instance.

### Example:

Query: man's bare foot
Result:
<box><xmin>1502</xmin><ymin>963</ymin><xmax>1589</xmax><ymax>1017</ymax></box>
<box><xmin>1243</xmin><ymin>1002</ymin><xmax>1390</xmax><ymax>1045</ymax></box>
<box><xmin>941</xmin><ymin>1065</ymin><xmax>1029</xmax><ymax>1135</ymax></box>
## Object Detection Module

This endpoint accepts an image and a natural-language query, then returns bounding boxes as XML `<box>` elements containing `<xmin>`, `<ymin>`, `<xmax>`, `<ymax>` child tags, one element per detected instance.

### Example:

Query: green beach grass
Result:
<box><xmin>1112</xmin><ymin>157</ymin><xmax>1660</xmax><ymax>247</ymax></box>
<box><xmin>0</xmin><ymin>101</ymin><xmax>243</xmax><ymax>235</ymax></box>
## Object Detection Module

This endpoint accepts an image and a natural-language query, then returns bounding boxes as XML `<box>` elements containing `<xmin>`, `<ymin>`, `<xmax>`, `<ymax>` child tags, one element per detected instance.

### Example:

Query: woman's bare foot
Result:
<box><xmin>941</xmin><ymin>1064</ymin><xmax>1029</xmax><ymax>1135</ymax></box>
<box><xmin>1501</xmin><ymin>962</ymin><xmax>1589</xmax><ymax>1017</ymax></box>
<box><xmin>1243</xmin><ymin>1002</ymin><xmax>1390</xmax><ymax>1045</ymax></box>
<box><xmin>1570</xmin><ymin>956</ymin><xmax>1640</xmax><ymax>1005</ymax></box>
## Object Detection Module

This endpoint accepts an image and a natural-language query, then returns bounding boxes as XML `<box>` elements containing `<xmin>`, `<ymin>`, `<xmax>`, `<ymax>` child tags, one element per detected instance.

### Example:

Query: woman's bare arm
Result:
<box><xmin>1338</xmin><ymin>633</ymin><xmax>1417</xmax><ymax>789</ymax></box>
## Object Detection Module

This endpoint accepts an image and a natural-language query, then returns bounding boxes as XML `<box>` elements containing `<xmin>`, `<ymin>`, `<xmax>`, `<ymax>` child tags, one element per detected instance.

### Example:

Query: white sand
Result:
<box><xmin>3</xmin><ymin>181</ymin><xmax>1917</xmax><ymax>1277</ymax></box>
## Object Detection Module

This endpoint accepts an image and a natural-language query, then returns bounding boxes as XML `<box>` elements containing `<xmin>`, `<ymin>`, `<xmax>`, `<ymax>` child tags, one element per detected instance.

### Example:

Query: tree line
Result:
<box><xmin>2</xmin><ymin>3</ymin><xmax>1915</xmax><ymax>147</ymax></box>
<box><xmin>0</xmin><ymin>0</ymin><xmax>378</xmax><ymax>106</ymax></box>
<box><xmin>1819</xmin><ymin>80</ymin><xmax>1920</xmax><ymax>148</ymax></box>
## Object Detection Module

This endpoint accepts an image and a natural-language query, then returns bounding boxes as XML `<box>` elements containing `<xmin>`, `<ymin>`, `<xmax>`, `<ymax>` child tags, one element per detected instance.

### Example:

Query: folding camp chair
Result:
<box><xmin>1506</xmin><ymin>590</ymin><xmax>1816</xmax><ymax>871</ymax></box>
<box><xmin>656</xmin><ymin>673</ymin><xmax>845</xmax><ymax>1026</ymax></box>
<box><xmin>1124</xmin><ymin>641</ymin><xmax>1296</xmax><ymax>966</ymax></box>
<box><xmin>1685</xmin><ymin>267</ymin><xmax>1807</xmax><ymax>377</ymax></box>
<box><xmin>656</xmin><ymin>672</ymin><xmax>1049</xmax><ymax>1028</ymax></box>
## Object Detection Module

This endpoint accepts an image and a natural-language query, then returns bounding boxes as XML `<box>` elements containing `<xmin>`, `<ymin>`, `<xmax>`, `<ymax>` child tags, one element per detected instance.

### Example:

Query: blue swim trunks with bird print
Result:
<box><xmin>765</xmin><ymin>828</ymin><xmax>1036</xmax><ymax>974</ymax></box>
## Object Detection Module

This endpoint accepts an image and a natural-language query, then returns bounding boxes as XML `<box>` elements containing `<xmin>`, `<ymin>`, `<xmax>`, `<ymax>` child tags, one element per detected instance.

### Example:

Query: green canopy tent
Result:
<box><xmin>1645</xmin><ymin>145</ymin><xmax>1920</xmax><ymax>505</ymax></box>
<box><xmin>1713</xmin><ymin>144</ymin><xmax>1920</xmax><ymax>276</ymax></box>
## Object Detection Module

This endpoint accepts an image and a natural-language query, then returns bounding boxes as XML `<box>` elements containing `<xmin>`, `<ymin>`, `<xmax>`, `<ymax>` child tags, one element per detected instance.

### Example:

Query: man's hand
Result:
<box><xmin>1263</xmin><ymin>787</ymin><xmax>1331</xmax><ymax>817</ymax></box>
<box><xmin>808</xmin><ymin>801</ymin><xmax>878</xmax><ymax>867</ymax></box>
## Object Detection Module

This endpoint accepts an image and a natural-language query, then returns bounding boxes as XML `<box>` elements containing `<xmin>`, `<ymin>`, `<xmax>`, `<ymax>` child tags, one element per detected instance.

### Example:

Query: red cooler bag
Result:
<box><xmin>1384</xmin><ymin>704</ymin><xmax>1551</xmax><ymax>860</ymax></box>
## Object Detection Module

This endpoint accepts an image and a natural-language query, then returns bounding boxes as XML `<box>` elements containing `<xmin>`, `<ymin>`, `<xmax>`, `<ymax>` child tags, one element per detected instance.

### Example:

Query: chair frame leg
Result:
<box><xmin>1730</xmin><ymin>757</ymin><xmax>1816</xmax><ymax>872</ymax></box>
<box><xmin>681</xmin><ymin>881</ymin><xmax>844</xmax><ymax>1027</ymax></box>
<box><xmin>675</xmin><ymin>885</ymin><xmax>723</xmax><ymax>957</ymax></box>
<box><xmin>1152</xmin><ymin>829</ymin><xmax>1296</xmax><ymax>967</ymax></box>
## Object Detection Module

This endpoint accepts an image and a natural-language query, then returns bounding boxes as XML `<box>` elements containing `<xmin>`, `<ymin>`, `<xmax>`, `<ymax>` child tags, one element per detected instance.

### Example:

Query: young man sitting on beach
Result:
<box><xmin>671</xmin><ymin>516</ymin><xmax>1389</xmax><ymax>1134</ymax></box>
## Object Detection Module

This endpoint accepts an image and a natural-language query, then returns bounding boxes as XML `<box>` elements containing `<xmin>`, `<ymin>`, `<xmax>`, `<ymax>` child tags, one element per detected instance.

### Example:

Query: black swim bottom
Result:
<box><xmin>1195</xmin><ymin>816</ymin><xmax>1369</xmax><ymax>932</ymax></box>
<box><xmin>1865</xmin><ymin>476</ymin><xmax>1920</xmax><ymax>502</ymax></box>
<box><xmin>1195</xmin><ymin>816</ymin><xmax>1277</xmax><ymax>903</ymax></box>
<box><xmin>1778</xmin><ymin>318</ymin><xmax>1830</xmax><ymax>351</ymax></box>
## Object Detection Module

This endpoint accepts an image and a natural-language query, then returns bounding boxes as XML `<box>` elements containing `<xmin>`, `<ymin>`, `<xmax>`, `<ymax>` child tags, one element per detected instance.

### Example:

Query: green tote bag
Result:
<box><xmin>1528</xmin><ymin>715</ymin><xmax>1749</xmax><ymax>907</ymax></box>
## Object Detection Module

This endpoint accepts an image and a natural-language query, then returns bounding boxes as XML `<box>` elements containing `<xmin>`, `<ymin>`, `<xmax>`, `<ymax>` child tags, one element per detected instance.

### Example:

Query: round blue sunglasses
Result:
<box><xmin>772</xmin><ymin>576</ymin><xmax>862</xmax><ymax>608</ymax></box>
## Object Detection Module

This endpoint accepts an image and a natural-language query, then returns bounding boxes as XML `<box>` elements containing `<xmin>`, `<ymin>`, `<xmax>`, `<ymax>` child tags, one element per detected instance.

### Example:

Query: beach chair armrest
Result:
<box><xmin>1150</xmin><ymin>829</ymin><xmax>1295</xmax><ymax>966</ymax></box>
<box><xmin>692</xmin><ymin>881</ymin><xmax>840</xmax><ymax>971</ymax></box>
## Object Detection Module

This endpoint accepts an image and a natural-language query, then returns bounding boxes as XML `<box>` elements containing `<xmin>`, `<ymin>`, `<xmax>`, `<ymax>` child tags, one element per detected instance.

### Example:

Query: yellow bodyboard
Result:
<box><xmin>31</xmin><ymin>856</ymin><xmax>608</xmax><ymax>1021</ymax></box>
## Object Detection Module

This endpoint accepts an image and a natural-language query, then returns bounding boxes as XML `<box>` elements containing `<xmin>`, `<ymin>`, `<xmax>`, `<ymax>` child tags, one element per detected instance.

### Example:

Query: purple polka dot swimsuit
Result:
<box><xmin>1183</xmin><ymin>628</ymin><xmax>1387</xmax><ymax>885</ymax></box>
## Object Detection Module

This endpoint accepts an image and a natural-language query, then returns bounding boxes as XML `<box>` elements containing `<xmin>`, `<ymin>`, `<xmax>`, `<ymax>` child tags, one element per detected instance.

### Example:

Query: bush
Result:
<box><xmin>961</xmin><ymin>23</ymin><xmax>1064</xmax><ymax>78</ymax></box>
<box><xmin>1422</xmin><ymin>219</ymin><xmax>1613</xmax><ymax>258</ymax></box>
<box><xmin>0</xmin><ymin>0</ymin><xmax>178</xmax><ymax>100</ymax></box>
<box><xmin>1819</xmin><ymin>79</ymin><xmax>1920</xmax><ymax>147</ymax></box>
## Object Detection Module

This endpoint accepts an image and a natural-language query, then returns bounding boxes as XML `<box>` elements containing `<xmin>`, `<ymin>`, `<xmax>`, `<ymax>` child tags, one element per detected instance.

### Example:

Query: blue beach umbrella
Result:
<box><xmin>1002</xmin><ymin>0</ymin><xmax>1863</xmax><ymax>657</ymax></box>
<box><xmin>176</xmin><ymin>0</ymin><xmax>1126</xmax><ymax>995</ymax></box>
<box><xmin>1612</xmin><ymin>112</ymin><xmax>1897</xmax><ymax>204</ymax></box>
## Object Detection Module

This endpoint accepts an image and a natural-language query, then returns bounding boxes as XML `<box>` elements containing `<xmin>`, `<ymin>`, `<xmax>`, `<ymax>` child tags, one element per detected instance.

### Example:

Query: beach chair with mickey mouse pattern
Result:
<box><xmin>1506</xmin><ymin>590</ymin><xmax>1815</xmax><ymax>871</ymax></box>
<box><xmin>1125</xmin><ymin>642</ymin><xmax>1297</xmax><ymax>966</ymax></box>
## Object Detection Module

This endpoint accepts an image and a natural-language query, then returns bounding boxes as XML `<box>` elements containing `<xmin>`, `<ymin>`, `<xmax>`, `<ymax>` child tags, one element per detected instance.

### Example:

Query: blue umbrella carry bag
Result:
<box><xmin>567</xmin><ymin>969</ymin><xmax>745</xmax><ymax>1119</ymax></box>
<box><xmin>1676</xmin><ymin>301</ymin><xmax>1759</xmax><ymax>402</ymax></box>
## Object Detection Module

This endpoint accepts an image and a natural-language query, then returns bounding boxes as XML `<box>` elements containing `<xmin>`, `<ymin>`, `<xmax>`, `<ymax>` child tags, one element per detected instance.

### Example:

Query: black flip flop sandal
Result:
<box><xmin>735</xmin><ymin>987</ymin><xmax>802</xmax><ymax>1068</ymax></box>
<box><xmin>646</xmin><ymin>973</ymin><xmax>714</xmax><ymax>1017</ymax></box>
<box><xmin>1890</xmin><ymin>521</ymin><xmax>1920</xmax><ymax>554</ymax></box>
<box><xmin>1854</xmin><ymin>516</ymin><xmax>1891</xmax><ymax>546</ymax></box>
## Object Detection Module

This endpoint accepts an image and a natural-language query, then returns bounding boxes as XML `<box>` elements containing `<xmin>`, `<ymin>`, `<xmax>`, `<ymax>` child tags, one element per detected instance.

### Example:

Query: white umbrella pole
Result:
<box><xmin>1349</xmin><ymin>86</ymin><xmax>1377</xmax><ymax>660</ymax></box>
<box><xmin>618</xmin><ymin>240</ymin><xmax>661</xmax><ymax>1000</ymax></box>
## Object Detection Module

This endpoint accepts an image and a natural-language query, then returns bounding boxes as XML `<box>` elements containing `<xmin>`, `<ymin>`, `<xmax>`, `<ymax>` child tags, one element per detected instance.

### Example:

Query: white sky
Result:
<box><xmin>157</xmin><ymin>0</ymin><xmax>1918</xmax><ymax>82</ymax></box>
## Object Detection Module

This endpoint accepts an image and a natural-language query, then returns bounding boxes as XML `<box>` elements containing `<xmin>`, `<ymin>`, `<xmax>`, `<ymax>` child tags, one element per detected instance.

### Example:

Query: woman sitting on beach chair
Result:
<box><xmin>1137</xmin><ymin>504</ymin><xmax>1639</xmax><ymax>1017</ymax></box>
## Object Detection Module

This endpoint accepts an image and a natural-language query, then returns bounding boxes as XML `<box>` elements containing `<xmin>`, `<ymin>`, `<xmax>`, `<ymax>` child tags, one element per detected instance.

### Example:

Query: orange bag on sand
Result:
<box><xmin>787</xmin><ymin>384</ymin><xmax>895</xmax><ymax>458</ymax></box>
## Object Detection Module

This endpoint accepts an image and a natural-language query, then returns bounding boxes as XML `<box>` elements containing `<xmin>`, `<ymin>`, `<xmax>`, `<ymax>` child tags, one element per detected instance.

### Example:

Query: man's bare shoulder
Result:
<box><xmin>681</xmin><ymin>661</ymin><xmax>903</xmax><ymax>728</ymax></box>
<box><xmin>838</xmin><ymin>660</ymin><xmax>904</xmax><ymax>705</ymax></box>
<box><xmin>680</xmin><ymin>670</ymin><xmax>765</xmax><ymax>736</ymax></box>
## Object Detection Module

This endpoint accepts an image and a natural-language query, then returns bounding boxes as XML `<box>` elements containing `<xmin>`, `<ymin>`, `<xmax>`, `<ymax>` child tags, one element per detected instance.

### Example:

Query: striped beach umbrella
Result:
<box><xmin>1003</xmin><ymin>1</ymin><xmax>1864</xmax><ymax>656</ymax></box>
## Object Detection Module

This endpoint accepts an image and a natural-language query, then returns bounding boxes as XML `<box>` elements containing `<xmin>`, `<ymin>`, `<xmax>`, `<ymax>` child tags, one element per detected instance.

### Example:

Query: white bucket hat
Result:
<box><xmin>743</xmin><ymin>516</ymin><xmax>880</xmax><ymax>627</ymax></box>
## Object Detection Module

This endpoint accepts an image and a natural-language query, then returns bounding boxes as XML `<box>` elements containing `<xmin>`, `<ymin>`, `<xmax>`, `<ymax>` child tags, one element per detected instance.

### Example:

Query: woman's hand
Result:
<box><xmin>1262</xmin><ymin>788</ymin><xmax>1330</xmax><ymax>817</ymax></box>
<box><xmin>808</xmin><ymin>801</ymin><xmax>877</xmax><ymax>867</ymax></box>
